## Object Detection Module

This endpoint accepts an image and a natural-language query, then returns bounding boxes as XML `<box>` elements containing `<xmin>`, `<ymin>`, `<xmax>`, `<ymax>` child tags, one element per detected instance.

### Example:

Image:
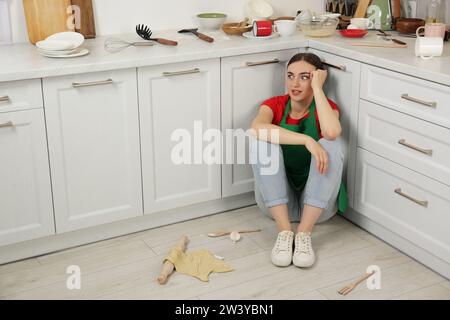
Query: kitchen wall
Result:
<box><xmin>7</xmin><ymin>0</ymin><xmax>324</xmax><ymax>43</ymax></box>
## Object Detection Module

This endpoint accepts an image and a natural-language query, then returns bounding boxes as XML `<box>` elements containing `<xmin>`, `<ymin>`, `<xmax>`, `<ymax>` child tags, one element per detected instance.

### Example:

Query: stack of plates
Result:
<box><xmin>36</xmin><ymin>32</ymin><xmax>89</xmax><ymax>58</ymax></box>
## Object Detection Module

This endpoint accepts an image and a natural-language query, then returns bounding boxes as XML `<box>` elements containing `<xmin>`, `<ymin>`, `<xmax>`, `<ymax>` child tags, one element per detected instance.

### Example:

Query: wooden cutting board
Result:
<box><xmin>70</xmin><ymin>0</ymin><xmax>96</xmax><ymax>39</ymax></box>
<box><xmin>23</xmin><ymin>0</ymin><xmax>74</xmax><ymax>44</ymax></box>
<box><xmin>353</xmin><ymin>0</ymin><xmax>372</xmax><ymax>18</ymax></box>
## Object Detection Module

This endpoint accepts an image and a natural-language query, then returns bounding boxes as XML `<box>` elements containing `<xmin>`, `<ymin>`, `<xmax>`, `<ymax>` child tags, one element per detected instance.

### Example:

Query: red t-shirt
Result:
<box><xmin>261</xmin><ymin>94</ymin><xmax>340</xmax><ymax>139</ymax></box>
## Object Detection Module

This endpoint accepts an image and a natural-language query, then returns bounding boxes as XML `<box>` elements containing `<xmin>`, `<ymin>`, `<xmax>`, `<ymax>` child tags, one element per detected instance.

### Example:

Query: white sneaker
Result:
<box><xmin>293</xmin><ymin>232</ymin><xmax>316</xmax><ymax>268</ymax></box>
<box><xmin>271</xmin><ymin>230</ymin><xmax>294</xmax><ymax>267</ymax></box>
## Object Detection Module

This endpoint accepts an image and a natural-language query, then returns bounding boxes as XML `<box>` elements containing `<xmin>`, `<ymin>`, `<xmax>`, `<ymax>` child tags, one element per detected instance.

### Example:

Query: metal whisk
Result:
<box><xmin>104</xmin><ymin>37</ymin><xmax>155</xmax><ymax>53</ymax></box>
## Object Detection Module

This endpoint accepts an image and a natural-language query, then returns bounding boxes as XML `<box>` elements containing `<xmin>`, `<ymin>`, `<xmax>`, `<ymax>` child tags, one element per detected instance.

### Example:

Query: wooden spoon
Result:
<box><xmin>207</xmin><ymin>229</ymin><xmax>262</xmax><ymax>238</ymax></box>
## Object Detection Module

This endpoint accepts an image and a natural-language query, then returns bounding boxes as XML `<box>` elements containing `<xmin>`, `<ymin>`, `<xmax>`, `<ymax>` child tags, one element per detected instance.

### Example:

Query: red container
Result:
<box><xmin>252</xmin><ymin>20</ymin><xmax>272</xmax><ymax>37</ymax></box>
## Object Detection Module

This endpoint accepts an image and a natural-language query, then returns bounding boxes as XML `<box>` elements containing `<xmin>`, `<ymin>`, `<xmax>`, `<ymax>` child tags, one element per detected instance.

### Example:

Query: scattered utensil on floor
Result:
<box><xmin>337</xmin><ymin>270</ymin><xmax>376</xmax><ymax>295</ymax></box>
<box><xmin>229</xmin><ymin>231</ymin><xmax>241</xmax><ymax>243</ymax></box>
<box><xmin>104</xmin><ymin>37</ymin><xmax>155</xmax><ymax>53</ymax></box>
<box><xmin>157</xmin><ymin>235</ymin><xmax>189</xmax><ymax>285</ymax></box>
<box><xmin>136</xmin><ymin>24</ymin><xmax>178</xmax><ymax>46</ymax></box>
<box><xmin>347</xmin><ymin>41</ymin><xmax>407</xmax><ymax>48</ymax></box>
<box><xmin>178</xmin><ymin>28</ymin><xmax>214</xmax><ymax>43</ymax></box>
<box><xmin>207</xmin><ymin>229</ymin><xmax>262</xmax><ymax>238</ymax></box>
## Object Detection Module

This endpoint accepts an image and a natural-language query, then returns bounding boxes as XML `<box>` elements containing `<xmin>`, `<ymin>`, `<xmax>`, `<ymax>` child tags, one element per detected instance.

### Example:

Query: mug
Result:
<box><xmin>274</xmin><ymin>20</ymin><xmax>297</xmax><ymax>37</ymax></box>
<box><xmin>350</xmin><ymin>18</ymin><xmax>374</xmax><ymax>29</ymax></box>
<box><xmin>415</xmin><ymin>36</ymin><xmax>443</xmax><ymax>60</ymax></box>
<box><xmin>252</xmin><ymin>20</ymin><xmax>272</xmax><ymax>37</ymax></box>
<box><xmin>416</xmin><ymin>23</ymin><xmax>446</xmax><ymax>39</ymax></box>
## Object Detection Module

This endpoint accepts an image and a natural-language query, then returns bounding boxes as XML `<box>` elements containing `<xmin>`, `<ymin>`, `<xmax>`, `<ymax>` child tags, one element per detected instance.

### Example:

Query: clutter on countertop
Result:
<box><xmin>196</xmin><ymin>13</ymin><xmax>227</xmax><ymax>31</ymax></box>
<box><xmin>160</xmin><ymin>235</ymin><xmax>234</xmax><ymax>283</ymax></box>
<box><xmin>136</xmin><ymin>24</ymin><xmax>178</xmax><ymax>46</ymax></box>
<box><xmin>178</xmin><ymin>28</ymin><xmax>215</xmax><ymax>43</ymax></box>
<box><xmin>36</xmin><ymin>32</ymin><xmax>89</xmax><ymax>58</ymax></box>
<box><xmin>23</xmin><ymin>0</ymin><xmax>74</xmax><ymax>44</ymax></box>
<box><xmin>104</xmin><ymin>37</ymin><xmax>155</xmax><ymax>53</ymax></box>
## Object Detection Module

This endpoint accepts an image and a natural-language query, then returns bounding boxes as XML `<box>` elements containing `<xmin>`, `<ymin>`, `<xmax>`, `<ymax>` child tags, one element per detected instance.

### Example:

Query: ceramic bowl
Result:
<box><xmin>396</xmin><ymin>18</ymin><xmax>425</xmax><ymax>34</ymax></box>
<box><xmin>197</xmin><ymin>13</ymin><xmax>227</xmax><ymax>30</ymax></box>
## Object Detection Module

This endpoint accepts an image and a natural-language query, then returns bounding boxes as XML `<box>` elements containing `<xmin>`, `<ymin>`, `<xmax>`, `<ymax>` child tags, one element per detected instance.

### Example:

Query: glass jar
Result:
<box><xmin>426</xmin><ymin>0</ymin><xmax>443</xmax><ymax>23</ymax></box>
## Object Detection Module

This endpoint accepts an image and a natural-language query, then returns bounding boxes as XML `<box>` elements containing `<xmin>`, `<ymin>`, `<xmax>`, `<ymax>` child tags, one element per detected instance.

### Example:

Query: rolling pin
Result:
<box><xmin>157</xmin><ymin>235</ymin><xmax>189</xmax><ymax>285</ymax></box>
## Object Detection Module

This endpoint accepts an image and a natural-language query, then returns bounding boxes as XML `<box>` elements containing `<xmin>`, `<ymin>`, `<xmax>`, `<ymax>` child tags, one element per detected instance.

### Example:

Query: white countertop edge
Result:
<box><xmin>1</xmin><ymin>32</ymin><xmax>449</xmax><ymax>86</ymax></box>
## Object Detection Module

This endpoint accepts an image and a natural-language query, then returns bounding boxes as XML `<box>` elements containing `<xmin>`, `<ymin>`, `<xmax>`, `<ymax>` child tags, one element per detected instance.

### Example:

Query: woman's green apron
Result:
<box><xmin>279</xmin><ymin>99</ymin><xmax>348</xmax><ymax>213</ymax></box>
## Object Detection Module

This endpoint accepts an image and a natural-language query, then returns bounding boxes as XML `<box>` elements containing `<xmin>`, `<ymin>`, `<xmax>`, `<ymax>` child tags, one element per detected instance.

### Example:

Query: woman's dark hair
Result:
<box><xmin>287</xmin><ymin>52</ymin><xmax>325</xmax><ymax>70</ymax></box>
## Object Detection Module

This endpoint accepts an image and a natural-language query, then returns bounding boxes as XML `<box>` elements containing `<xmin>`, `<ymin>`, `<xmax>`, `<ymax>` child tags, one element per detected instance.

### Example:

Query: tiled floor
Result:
<box><xmin>1</xmin><ymin>205</ymin><xmax>449</xmax><ymax>300</ymax></box>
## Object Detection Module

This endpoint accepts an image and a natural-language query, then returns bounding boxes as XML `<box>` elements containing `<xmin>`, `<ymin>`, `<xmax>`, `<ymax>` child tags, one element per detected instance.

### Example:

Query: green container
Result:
<box><xmin>367</xmin><ymin>0</ymin><xmax>394</xmax><ymax>30</ymax></box>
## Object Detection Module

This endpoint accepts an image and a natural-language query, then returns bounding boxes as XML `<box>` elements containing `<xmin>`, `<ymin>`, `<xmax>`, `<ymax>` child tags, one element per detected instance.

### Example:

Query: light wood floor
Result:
<box><xmin>1</xmin><ymin>205</ymin><xmax>449</xmax><ymax>300</ymax></box>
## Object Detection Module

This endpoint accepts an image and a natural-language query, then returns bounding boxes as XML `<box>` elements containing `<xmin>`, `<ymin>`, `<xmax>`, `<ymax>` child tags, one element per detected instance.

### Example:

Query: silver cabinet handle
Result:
<box><xmin>0</xmin><ymin>121</ymin><xmax>14</xmax><ymax>128</ymax></box>
<box><xmin>394</xmin><ymin>188</ymin><xmax>428</xmax><ymax>208</ymax></box>
<box><xmin>246</xmin><ymin>59</ymin><xmax>280</xmax><ymax>67</ymax></box>
<box><xmin>163</xmin><ymin>68</ymin><xmax>200</xmax><ymax>77</ymax></box>
<box><xmin>398</xmin><ymin>139</ymin><xmax>433</xmax><ymax>156</ymax></box>
<box><xmin>72</xmin><ymin>79</ymin><xmax>114</xmax><ymax>88</ymax></box>
<box><xmin>401</xmin><ymin>94</ymin><xmax>437</xmax><ymax>108</ymax></box>
<box><xmin>0</xmin><ymin>95</ymin><xmax>10</xmax><ymax>102</ymax></box>
<box><xmin>321</xmin><ymin>60</ymin><xmax>347</xmax><ymax>71</ymax></box>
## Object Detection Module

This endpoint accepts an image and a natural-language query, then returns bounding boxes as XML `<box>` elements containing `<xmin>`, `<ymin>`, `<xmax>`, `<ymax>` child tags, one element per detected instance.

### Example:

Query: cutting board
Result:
<box><xmin>354</xmin><ymin>0</ymin><xmax>372</xmax><ymax>18</ymax></box>
<box><xmin>70</xmin><ymin>0</ymin><xmax>96</xmax><ymax>39</ymax></box>
<box><xmin>23</xmin><ymin>0</ymin><xmax>74</xmax><ymax>44</ymax></box>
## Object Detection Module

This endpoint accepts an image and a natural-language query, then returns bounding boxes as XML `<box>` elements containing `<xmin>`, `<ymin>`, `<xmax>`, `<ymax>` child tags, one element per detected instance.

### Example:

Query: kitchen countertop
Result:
<box><xmin>1</xmin><ymin>29</ymin><xmax>450</xmax><ymax>86</ymax></box>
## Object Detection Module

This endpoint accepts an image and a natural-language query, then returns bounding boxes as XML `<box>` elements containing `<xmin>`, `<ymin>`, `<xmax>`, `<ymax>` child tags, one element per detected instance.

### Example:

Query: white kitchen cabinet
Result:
<box><xmin>307</xmin><ymin>49</ymin><xmax>361</xmax><ymax>209</ymax></box>
<box><xmin>138</xmin><ymin>59</ymin><xmax>222</xmax><ymax>214</ymax></box>
<box><xmin>43</xmin><ymin>69</ymin><xmax>143</xmax><ymax>233</ymax></box>
<box><xmin>355</xmin><ymin>148</ymin><xmax>450</xmax><ymax>264</ymax></box>
<box><xmin>221</xmin><ymin>49</ymin><xmax>299</xmax><ymax>197</ymax></box>
<box><xmin>0</xmin><ymin>79</ymin><xmax>43</xmax><ymax>113</ymax></box>
<box><xmin>361</xmin><ymin>64</ymin><xmax>450</xmax><ymax>129</ymax></box>
<box><xmin>0</xmin><ymin>109</ymin><xmax>54</xmax><ymax>246</ymax></box>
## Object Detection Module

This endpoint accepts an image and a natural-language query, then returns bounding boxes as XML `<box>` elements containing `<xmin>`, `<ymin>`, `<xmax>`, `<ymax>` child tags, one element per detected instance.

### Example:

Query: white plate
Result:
<box><xmin>46</xmin><ymin>32</ymin><xmax>84</xmax><ymax>49</ymax></box>
<box><xmin>39</xmin><ymin>48</ymin><xmax>89</xmax><ymax>58</ymax></box>
<box><xmin>37</xmin><ymin>47</ymin><xmax>79</xmax><ymax>55</ymax></box>
<box><xmin>242</xmin><ymin>32</ymin><xmax>279</xmax><ymax>40</ymax></box>
<box><xmin>36</xmin><ymin>40</ymin><xmax>76</xmax><ymax>51</ymax></box>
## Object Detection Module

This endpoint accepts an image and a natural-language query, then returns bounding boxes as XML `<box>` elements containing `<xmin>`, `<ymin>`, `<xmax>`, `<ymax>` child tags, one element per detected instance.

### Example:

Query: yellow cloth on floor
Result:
<box><xmin>164</xmin><ymin>248</ymin><xmax>234</xmax><ymax>282</ymax></box>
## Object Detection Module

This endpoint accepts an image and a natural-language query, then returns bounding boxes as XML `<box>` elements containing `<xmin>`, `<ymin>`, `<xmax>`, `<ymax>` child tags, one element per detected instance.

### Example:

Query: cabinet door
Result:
<box><xmin>0</xmin><ymin>109</ymin><xmax>54</xmax><ymax>246</ymax></box>
<box><xmin>139</xmin><ymin>59</ymin><xmax>221</xmax><ymax>214</ymax></box>
<box><xmin>307</xmin><ymin>49</ymin><xmax>361</xmax><ymax>209</ymax></box>
<box><xmin>43</xmin><ymin>69</ymin><xmax>143</xmax><ymax>233</ymax></box>
<box><xmin>221</xmin><ymin>49</ymin><xmax>299</xmax><ymax>197</ymax></box>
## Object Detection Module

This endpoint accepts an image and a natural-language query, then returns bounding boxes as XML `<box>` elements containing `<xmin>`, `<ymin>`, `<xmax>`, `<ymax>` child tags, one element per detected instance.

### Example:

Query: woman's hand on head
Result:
<box><xmin>305</xmin><ymin>137</ymin><xmax>329</xmax><ymax>175</ymax></box>
<box><xmin>311</xmin><ymin>69</ymin><xmax>328</xmax><ymax>91</ymax></box>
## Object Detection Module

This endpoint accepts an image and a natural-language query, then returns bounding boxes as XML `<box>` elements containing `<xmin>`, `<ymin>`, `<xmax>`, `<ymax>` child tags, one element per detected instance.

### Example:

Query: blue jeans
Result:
<box><xmin>250</xmin><ymin>136</ymin><xmax>345</xmax><ymax>224</ymax></box>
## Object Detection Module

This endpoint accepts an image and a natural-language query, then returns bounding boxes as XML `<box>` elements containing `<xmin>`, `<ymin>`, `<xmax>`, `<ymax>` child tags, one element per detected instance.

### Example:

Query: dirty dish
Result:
<box><xmin>45</xmin><ymin>31</ymin><xmax>85</xmax><ymax>48</ymax></box>
<box><xmin>221</xmin><ymin>22</ymin><xmax>252</xmax><ymax>35</ymax></box>
<box><xmin>36</xmin><ymin>39</ymin><xmax>76</xmax><ymax>51</ymax></box>
<box><xmin>299</xmin><ymin>17</ymin><xmax>339</xmax><ymax>37</ymax></box>
<box><xmin>242</xmin><ymin>31</ymin><xmax>278</xmax><ymax>40</ymax></box>
<box><xmin>39</xmin><ymin>48</ymin><xmax>89</xmax><ymax>58</ymax></box>
<box><xmin>339</xmin><ymin>29</ymin><xmax>368</xmax><ymax>38</ymax></box>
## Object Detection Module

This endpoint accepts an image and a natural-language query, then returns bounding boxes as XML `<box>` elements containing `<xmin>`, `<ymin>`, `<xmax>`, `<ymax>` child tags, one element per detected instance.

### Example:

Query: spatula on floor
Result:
<box><xmin>207</xmin><ymin>229</ymin><xmax>262</xmax><ymax>237</ymax></box>
<box><xmin>337</xmin><ymin>270</ymin><xmax>376</xmax><ymax>295</ymax></box>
